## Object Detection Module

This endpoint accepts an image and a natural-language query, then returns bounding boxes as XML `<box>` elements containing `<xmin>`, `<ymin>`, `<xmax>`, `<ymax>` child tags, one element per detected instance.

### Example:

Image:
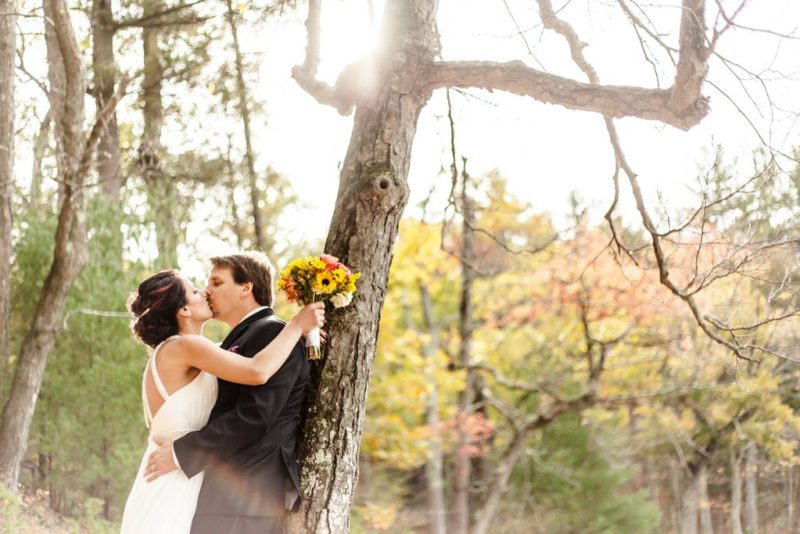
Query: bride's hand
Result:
<box><xmin>291</xmin><ymin>302</ymin><xmax>325</xmax><ymax>334</ymax></box>
<box><xmin>145</xmin><ymin>438</ymin><xmax>178</xmax><ymax>483</ymax></box>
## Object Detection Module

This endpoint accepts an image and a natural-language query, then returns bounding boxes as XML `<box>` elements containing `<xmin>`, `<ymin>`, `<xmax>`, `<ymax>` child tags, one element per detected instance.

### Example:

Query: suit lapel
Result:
<box><xmin>220</xmin><ymin>307</ymin><xmax>274</xmax><ymax>350</ymax></box>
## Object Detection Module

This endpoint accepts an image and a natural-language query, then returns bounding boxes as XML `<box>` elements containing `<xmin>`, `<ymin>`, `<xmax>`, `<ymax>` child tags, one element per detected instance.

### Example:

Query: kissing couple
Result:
<box><xmin>120</xmin><ymin>251</ymin><xmax>325</xmax><ymax>534</ymax></box>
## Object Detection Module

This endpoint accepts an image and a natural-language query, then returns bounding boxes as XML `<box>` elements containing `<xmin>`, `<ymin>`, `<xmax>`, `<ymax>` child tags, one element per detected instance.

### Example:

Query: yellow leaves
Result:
<box><xmin>366</xmin><ymin>318</ymin><xmax>464</xmax><ymax>469</ymax></box>
<box><xmin>584</xmin><ymin>406</ymin><xmax>628</xmax><ymax>427</ymax></box>
<box><xmin>354</xmin><ymin>502</ymin><xmax>398</xmax><ymax>531</ymax></box>
<box><xmin>374</xmin><ymin>207</ymin><xmax>800</xmax><ymax>484</ymax></box>
<box><xmin>391</xmin><ymin>220</ymin><xmax>460</xmax><ymax>286</ymax></box>
<box><xmin>362</xmin><ymin>414</ymin><xmax>430</xmax><ymax>469</ymax></box>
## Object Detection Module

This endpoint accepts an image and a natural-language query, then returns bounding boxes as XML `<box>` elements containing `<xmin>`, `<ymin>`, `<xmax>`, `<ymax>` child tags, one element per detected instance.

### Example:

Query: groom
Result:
<box><xmin>147</xmin><ymin>252</ymin><xmax>309</xmax><ymax>534</ymax></box>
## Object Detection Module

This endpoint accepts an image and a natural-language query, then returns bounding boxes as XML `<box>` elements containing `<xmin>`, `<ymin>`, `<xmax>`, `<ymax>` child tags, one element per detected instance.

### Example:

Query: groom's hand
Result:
<box><xmin>145</xmin><ymin>438</ymin><xmax>177</xmax><ymax>483</ymax></box>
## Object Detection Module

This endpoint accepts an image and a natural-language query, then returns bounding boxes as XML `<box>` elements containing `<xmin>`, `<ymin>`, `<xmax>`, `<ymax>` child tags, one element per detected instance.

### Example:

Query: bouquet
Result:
<box><xmin>277</xmin><ymin>254</ymin><xmax>361</xmax><ymax>360</ymax></box>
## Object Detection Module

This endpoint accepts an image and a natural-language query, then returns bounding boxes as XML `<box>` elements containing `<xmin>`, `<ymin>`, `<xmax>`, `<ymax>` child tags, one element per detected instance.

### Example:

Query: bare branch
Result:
<box><xmin>616</xmin><ymin>0</ymin><xmax>678</xmax><ymax>60</ymax></box>
<box><xmin>291</xmin><ymin>0</ymin><xmax>356</xmax><ymax>115</ymax></box>
<box><xmin>535</xmin><ymin>0</ymin><xmax>597</xmax><ymax>83</ymax></box>
<box><xmin>15</xmin><ymin>30</ymin><xmax>49</xmax><ymax>96</ymax></box>
<box><xmin>669</xmin><ymin>0</ymin><xmax>711</xmax><ymax>112</ymax></box>
<box><xmin>469</xmin><ymin>363</ymin><xmax>549</xmax><ymax>395</ymax></box>
<box><xmin>712</xmin><ymin>0</ymin><xmax>800</xmax><ymax>41</ymax></box>
<box><xmin>705</xmin><ymin>309</ymin><xmax>800</xmax><ymax>334</ymax></box>
<box><xmin>77</xmin><ymin>76</ymin><xmax>132</xmax><ymax>180</ymax></box>
<box><xmin>421</xmin><ymin>61</ymin><xmax>708</xmax><ymax>130</ymax></box>
<box><xmin>114</xmin><ymin>0</ymin><xmax>207</xmax><ymax>30</ymax></box>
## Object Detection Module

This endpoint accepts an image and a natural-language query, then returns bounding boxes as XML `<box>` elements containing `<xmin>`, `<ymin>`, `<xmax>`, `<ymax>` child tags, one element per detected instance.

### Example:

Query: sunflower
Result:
<box><xmin>313</xmin><ymin>271</ymin><xmax>338</xmax><ymax>294</ymax></box>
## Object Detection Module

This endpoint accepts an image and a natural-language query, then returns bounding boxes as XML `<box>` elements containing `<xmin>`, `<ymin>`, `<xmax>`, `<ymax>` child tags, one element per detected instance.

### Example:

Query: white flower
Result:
<box><xmin>331</xmin><ymin>292</ymin><xmax>353</xmax><ymax>308</ymax></box>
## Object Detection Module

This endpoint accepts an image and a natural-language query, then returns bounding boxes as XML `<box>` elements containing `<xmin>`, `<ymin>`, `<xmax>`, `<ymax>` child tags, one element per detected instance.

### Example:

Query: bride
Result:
<box><xmin>120</xmin><ymin>269</ymin><xmax>323</xmax><ymax>533</ymax></box>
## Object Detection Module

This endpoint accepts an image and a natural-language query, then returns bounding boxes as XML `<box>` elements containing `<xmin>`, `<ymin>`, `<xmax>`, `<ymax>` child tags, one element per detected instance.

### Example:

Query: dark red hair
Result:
<box><xmin>128</xmin><ymin>270</ymin><xmax>186</xmax><ymax>348</ymax></box>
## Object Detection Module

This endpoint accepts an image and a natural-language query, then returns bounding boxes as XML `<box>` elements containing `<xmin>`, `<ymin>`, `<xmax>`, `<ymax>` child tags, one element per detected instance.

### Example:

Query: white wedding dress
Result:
<box><xmin>120</xmin><ymin>336</ymin><xmax>218</xmax><ymax>533</ymax></box>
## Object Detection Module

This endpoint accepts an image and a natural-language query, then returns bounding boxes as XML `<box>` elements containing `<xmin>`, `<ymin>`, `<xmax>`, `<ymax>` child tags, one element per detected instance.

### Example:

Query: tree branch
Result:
<box><xmin>669</xmin><ymin>0</ymin><xmax>711</xmax><ymax>112</ymax></box>
<box><xmin>291</xmin><ymin>0</ymin><xmax>356</xmax><ymax>115</ymax></box>
<box><xmin>421</xmin><ymin>61</ymin><xmax>708</xmax><ymax>130</ymax></box>
<box><xmin>78</xmin><ymin>76</ymin><xmax>132</xmax><ymax>180</ymax></box>
<box><xmin>113</xmin><ymin>0</ymin><xmax>207</xmax><ymax>30</ymax></box>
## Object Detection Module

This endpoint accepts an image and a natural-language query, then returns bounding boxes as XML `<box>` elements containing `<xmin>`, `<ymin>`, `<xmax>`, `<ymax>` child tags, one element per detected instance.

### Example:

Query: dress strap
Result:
<box><xmin>149</xmin><ymin>335</ymin><xmax>181</xmax><ymax>401</ymax></box>
<box><xmin>142</xmin><ymin>363</ymin><xmax>153</xmax><ymax>429</ymax></box>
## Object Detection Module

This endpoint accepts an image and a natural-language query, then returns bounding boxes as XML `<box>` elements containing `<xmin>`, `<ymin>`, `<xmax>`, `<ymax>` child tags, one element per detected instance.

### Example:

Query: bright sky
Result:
<box><xmin>12</xmin><ymin>0</ymin><xmax>800</xmax><ymax>281</ymax></box>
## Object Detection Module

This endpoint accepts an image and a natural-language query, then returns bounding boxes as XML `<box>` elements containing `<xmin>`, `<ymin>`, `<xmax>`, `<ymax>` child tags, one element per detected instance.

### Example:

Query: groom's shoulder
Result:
<box><xmin>248</xmin><ymin>313</ymin><xmax>288</xmax><ymax>338</ymax></box>
<box><xmin>254</xmin><ymin>313</ymin><xmax>287</xmax><ymax>328</ymax></box>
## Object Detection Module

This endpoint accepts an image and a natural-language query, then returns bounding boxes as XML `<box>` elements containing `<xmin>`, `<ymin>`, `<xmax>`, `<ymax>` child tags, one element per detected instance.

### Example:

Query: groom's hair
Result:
<box><xmin>210</xmin><ymin>251</ymin><xmax>275</xmax><ymax>307</ymax></box>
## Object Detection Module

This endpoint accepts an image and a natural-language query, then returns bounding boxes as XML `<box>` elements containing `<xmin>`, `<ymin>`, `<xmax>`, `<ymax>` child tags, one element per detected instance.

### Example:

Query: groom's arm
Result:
<box><xmin>173</xmin><ymin>321</ymin><xmax>304</xmax><ymax>479</ymax></box>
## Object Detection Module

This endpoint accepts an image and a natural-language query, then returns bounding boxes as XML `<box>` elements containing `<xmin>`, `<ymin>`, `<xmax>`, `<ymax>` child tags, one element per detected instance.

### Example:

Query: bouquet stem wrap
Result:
<box><xmin>305</xmin><ymin>326</ymin><xmax>322</xmax><ymax>360</ymax></box>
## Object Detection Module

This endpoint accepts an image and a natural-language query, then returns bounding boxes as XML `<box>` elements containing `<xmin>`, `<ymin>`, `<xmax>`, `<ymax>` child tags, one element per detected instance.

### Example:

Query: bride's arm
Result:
<box><xmin>174</xmin><ymin>303</ymin><xmax>324</xmax><ymax>385</ymax></box>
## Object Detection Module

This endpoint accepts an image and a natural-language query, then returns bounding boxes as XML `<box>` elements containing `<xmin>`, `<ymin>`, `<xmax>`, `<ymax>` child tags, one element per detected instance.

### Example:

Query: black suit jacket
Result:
<box><xmin>173</xmin><ymin>308</ymin><xmax>309</xmax><ymax>518</ymax></box>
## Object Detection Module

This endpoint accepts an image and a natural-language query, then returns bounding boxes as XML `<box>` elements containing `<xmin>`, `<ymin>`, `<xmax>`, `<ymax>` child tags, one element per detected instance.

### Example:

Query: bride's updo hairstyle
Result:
<box><xmin>128</xmin><ymin>270</ymin><xmax>187</xmax><ymax>349</ymax></box>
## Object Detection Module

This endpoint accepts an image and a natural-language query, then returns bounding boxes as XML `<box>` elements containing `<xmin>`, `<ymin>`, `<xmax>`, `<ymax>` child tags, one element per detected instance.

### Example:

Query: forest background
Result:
<box><xmin>2</xmin><ymin>0</ymin><xmax>800</xmax><ymax>533</ymax></box>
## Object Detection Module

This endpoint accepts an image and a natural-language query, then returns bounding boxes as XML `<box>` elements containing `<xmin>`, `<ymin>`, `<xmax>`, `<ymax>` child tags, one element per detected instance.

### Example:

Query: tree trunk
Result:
<box><xmin>225</xmin><ymin>0</ymin><xmax>267</xmax><ymax>254</ymax></box>
<box><xmin>698</xmin><ymin>463</ymin><xmax>714</xmax><ymax>534</ymax></box>
<box><xmin>452</xmin><ymin>166</ymin><xmax>476</xmax><ymax>534</ymax></box>
<box><xmin>139</xmin><ymin>0</ymin><xmax>178</xmax><ymax>268</ymax></box>
<box><xmin>285</xmin><ymin>2</ymin><xmax>438</xmax><ymax>532</ymax></box>
<box><xmin>744</xmin><ymin>441</ymin><xmax>759</xmax><ymax>534</ymax></box>
<box><xmin>225</xmin><ymin>138</ymin><xmax>244</xmax><ymax>248</ymax></box>
<box><xmin>681</xmin><ymin>474</ymin><xmax>699</xmax><ymax>534</ymax></box>
<box><xmin>91</xmin><ymin>0</ymin><xmax>122</xmax><ymax>200</ymax></box>
<box><xmin>730</xmin><ymin>446</ymin><xmax>743</xmax><ymax>534</ymax></box>
<box><xmin>787</xmin><ymin>465</ymin><xmax>796</xmax><ymax>534</ymax></box>
<box><xmin>671</xmin><ymin>461</ymin><xmax>683</xmax><ymax>532</ymax></box>
<box><xmin>30</xmin><ymin>111</ymin><xmax>51</xmax><ymax>207</ymax></box>
<box><xmin>0</xmin><ymin>0</ymin><xmax>88</xmax><ymax>491</ymax></box>
<box><xmin>419</xmin><ymin>284</ymin><xmax>447</xmax><ymax>534</ymax></box>
<box><xmin>472</xmin><ymin>426</ymin><xmax>532</xmax><ymax>534</ymax></box>
<box><xmin>0</xmin><ymin>0</ymin><xmax>14</xmax><ymax>367</ymax></box>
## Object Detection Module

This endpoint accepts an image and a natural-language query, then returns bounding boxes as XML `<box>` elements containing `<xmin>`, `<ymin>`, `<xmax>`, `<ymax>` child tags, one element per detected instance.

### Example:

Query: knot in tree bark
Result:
<box><xmin>358</xmin><ymin>164</ymin><xmax>408</xmax><ymax>211</ymax></box>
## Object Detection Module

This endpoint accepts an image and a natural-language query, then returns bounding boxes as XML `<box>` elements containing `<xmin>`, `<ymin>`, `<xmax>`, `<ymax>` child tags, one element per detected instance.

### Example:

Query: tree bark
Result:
<box><xmin>0</xmin><ymin>0</ymin><xmax>89</xmax><ymax>491</ymax></box>
<box><xmin>452</xmin><ymin>166</ymin><xmax>476</xmax><ymax>534</ymax></box>
<box><xmin>419</xmin><ymin>284</ymin><xmax>447</xmax><ymax>534</ymax></box>
<box><xmin>787</xmin><ymin>465</ymin><xmax>796</xmax><ymax>534</ymax></box>
<box><xmin>421</xmin><ymin>61</ymin><xmax>708</xmax><ymax>131</ymax></box>
<box><xmin>671</xmin><ymin>461</ymin><xmax>683</xmax><ymax>532</ymax></box>
<box><xmin>744</xmin><ymin>441</ymin><xmax>759</xmax><ymax>534</ymax></box>
<box><xmin>0</xmin><ymin>0</ymin><xmax>14</xmax><ymax>367</ymax></box>
<box><xmin>472</xmin><ymin>428</ymin><xmax>530</xmax><ymax>534</ymax></box>
<box><xmin>285</xmin><ymin>2</ymin><xmax>438</xmax><ymax>532</ymax></box>
<box><xmin>681</xmin><ymin>473</ymin><xmax>699</xmax><ymax>534</ymax></box>
<box><xmin>30</xmin><ymin>111</ymin><xmax>51</xmax><ymax>207</ymax></box>
<box><xmin>139</xmin><ymin>0</ymin><xmax>178</xmax><ymax>268</ymax></box>
<box><xmin>224</xmin><ymin>0</ymin><xmax>267</xmax><ymax>254</ymax></box>
<box><xmin>92</xmin><ymin>0</ymin><xmax>123</xmax><ymax>200</ymax></box>
<box><xmin>730</xmin><ymin>446</ymin><xmax>743</xmax><ymax>534</ymax></box>
<box><xmin>225</xmin><ymin>143</ymin><xmax>245</xmax><ymax>248</ymax></box>
<box><xmin>786</xmin><ymin>465</ymin><xmax>796</xmax><ymax>532</ymax></box>
<box><xmin>698</xmin><ymin>463</ymin><xmax>713</xmax><ymax>534</ymax></box>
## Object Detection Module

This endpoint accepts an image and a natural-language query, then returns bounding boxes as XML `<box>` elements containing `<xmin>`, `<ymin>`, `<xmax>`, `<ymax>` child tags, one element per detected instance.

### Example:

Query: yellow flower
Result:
<box><xmin>313</xmin><ymin>271</ymin><xmax>338</xmax><ymax>294</ymax></box>
<box><xmin>344</xmin><ymin>272</ymin><xmax>361</xmax><ymax>293</ymax></box>
<box><xmin>309</xmin><ymin>257</ymin><xmax>327</xmax><ymax>271</ymax></box>
<box><xmin>331</xmin><ymin>268</ymin><xmax>347</xmax><ymax>284</ymax></box>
